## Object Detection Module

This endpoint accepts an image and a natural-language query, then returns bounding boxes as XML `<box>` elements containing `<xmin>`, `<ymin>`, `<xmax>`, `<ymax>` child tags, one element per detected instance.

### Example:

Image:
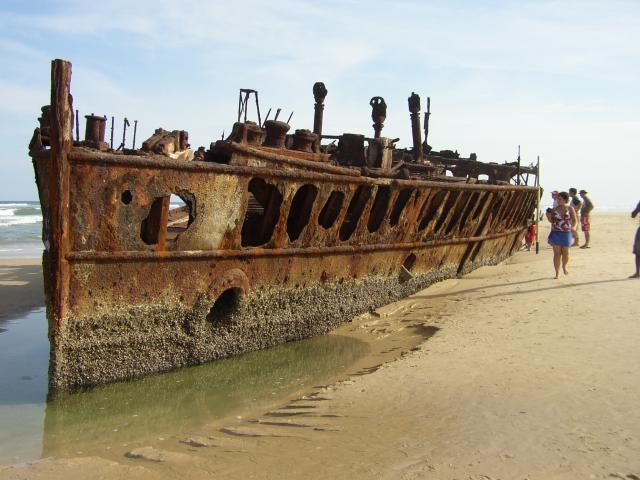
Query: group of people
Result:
<box><xmin>522</xmin><ymin>189</ymin><xmax>639</xmax><ymax>279</ymax></box>
<box><xmin>545</xmin><ymin>188</ymin><xmax>594</xmax><ymax>279</ymax></box>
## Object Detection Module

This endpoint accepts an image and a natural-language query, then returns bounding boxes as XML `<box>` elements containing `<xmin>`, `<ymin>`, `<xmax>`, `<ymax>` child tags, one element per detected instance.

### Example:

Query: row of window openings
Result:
<box><xmin>127</xmin><ymin>182</ymin><xmax>511</xmax><ymax>248</ymax></box>
<box><xmin>241</xmin><ymin>180</ymin><xmax>492</xmax><ymax>248</ymax></box>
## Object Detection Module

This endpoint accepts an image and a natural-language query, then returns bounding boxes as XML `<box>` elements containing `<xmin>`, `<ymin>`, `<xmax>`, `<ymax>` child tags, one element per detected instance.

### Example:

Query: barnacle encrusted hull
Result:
<box><xmin>31</xmin><ymin>60</ymin><xmax>538</xmax><ymax>392</ymax></box>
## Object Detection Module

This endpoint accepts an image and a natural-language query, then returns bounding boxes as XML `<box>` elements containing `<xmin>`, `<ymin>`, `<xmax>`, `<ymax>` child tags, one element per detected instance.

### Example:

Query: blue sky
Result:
<box><xmin>1</xmin><ymin>0</ymin><xmax>638</xmax><ymax>209</ymax></box>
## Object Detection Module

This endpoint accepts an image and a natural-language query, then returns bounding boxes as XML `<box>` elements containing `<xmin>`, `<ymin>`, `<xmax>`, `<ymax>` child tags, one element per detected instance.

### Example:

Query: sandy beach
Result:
<box><xmin>1</xmin><ymin>213</ymin><xmax>639</xmax><ymax>479</ymax></box>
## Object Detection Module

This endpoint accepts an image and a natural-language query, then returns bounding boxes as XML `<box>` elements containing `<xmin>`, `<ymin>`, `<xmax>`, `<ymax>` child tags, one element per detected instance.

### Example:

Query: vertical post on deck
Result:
<box><xmin>312</xmin><ymin>82</ymin><xmax>327</xmax><ymax>152</ymax></box>
<box><xmin>423</xmin><ymin>96</ymin><xmax>431</xmax><ymax>149</ymax></box>
<box><xmin>516</xmin><ymin>145</ymin><xmax>521</xmax><ymax>185</ymax></box>
<box><xmin>370</xmin><ymin>96</ymin><xmax>386</xmax><ymax>139</ymax></box>
<box><xmin>132</xmin><ymin>120</ymin><xmax>138</xmax><ymax>149</ymax></box>
<box><xmin>535</xmin><ymin>155</ymin><xmax>541</xmax><ymax>254</ymax></box>
<box><xmin>110</xmin><ymin>116</ymin><xmax>114</xmax><ymax>150</ymax></box>
<box><xmin>408</xmin><ymin>92</ymin><xmax>423</xmax><ymax>162</ymax></box>
<box><xmin>48</xmin><ymin>59</ymin><xmax>73</xmax><ymax>328</ymax></box>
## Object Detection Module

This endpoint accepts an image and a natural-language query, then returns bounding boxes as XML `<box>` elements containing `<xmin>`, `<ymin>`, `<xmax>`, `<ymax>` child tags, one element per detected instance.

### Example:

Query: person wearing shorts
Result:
<box><xmin>569</xmin><ymin>188</ymin><xmax>582</xmax><ymax>246</ymax></box>
<box><xmin>631</xmin><ymin>201</ymin><xmax>640</xmax><ymax>279</ymax></box>
<box><xmin>579</xmin><ymin>190</ymin><xmax>594</xmax><ymax>248</ymax></box>
<box><xmin>546</xmin><ymin>191</ymin><xmax>578</xmax><ymax>278</ymax></box>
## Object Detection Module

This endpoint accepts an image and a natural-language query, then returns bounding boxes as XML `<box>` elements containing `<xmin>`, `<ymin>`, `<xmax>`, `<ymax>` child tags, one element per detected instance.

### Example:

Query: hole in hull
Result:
<box><xmin>418</xmin><ymin>190</ymin><xmax>446</xmax><ymax>232</ymax></box>
<box><xmin>121</xmin><ymin>190</ymin><xmax>132</xmax><ymax>205</ymax></box>
<box><xmin>287</xmin><ymin>184</ymin><xmax>318</xmax><ymax>241</ymax></box>
<box><xmin>459</xmin><ymin>192</ymin><xmax>480</xmax><ymax>230</ymax></box>
<box><xmin>444</xmin><ymin>191</ymin><xmax>472</xmax><ymax>235</ymax></box>
<box><xmin>206</xmin><ymin>288</ymin><xmax>242</xmax><ymax>326</ymax></box>
<box><xmin>399</xmin><ymin>253</ymin><xmax>417</xmax><ymax>283</ymax></box>
<box><xmin>318</xmin><ymin>191</ymin><xmax>345</xmax><ymax>229</ymax></box>
<box><xmin>167</xmin><ymin>194</ymin><xmax>195</xmax><ymax>240</ymax></box>
<box><xmin>389</xmin><ymin>188</ymin><xmax>413</xmax><ymax>227</ymax></box>
<box><xmin>140</xmin><ymin>192</ymin><xmax>195</xmax><ymax>246</ymax></box>
<box><xmin>241</xmin><ymin>178</ymin><xmax>283</xmax><ymax>247</ymax></box>
<box><xmin>367</xmin><ymin>185</ymin><xmax>391</xmax><ymax>233</ymax></box>
<box><xmin>434</xmin><ymin>191</ymin><xmax>460</xmax><ymax>233</ymax></box>
<box><xmin>403</xmin><ymin>253</ymin><xmax>417</xmax><ymax>271</ymax></box>
<box><xmin>339</xmin><ymin>185</ymin><xmax>372</xmax><ymax>241</ymax></box>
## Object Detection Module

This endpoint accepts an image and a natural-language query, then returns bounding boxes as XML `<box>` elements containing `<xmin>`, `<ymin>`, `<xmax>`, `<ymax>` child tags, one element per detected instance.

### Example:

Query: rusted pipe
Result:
<box><xmin>312</xmin><ymin>82</ymin><xmax>327</xmax><ymax>138</ymax></box>
<box><xmin>370</xmin><ymin>97</ymin><xmax>387</xmax><ymax>139</ymax></box>
<box><xmin>408</xmin><ymin>92</ymin><xmax>423</xmax><ymax>162</ymax></box>
<box><xmin>84</xmin><ymin>114</ymin><xmax>106</xmax><ymax>144</ymax></box>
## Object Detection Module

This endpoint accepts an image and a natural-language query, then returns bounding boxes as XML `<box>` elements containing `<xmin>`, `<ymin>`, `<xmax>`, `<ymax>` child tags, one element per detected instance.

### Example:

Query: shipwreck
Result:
<box><xmin>29</xmin><ymin>60</ymin><xmax>538</xmax><ymax>392</ymax></box>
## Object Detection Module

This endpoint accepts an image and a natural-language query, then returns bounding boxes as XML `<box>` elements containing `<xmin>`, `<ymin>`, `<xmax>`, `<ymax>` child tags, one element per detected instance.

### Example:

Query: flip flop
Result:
<box><xmin>579</xmin><ymin>245</ymin><xmax>590</xmax><ymax>249</ymax></box>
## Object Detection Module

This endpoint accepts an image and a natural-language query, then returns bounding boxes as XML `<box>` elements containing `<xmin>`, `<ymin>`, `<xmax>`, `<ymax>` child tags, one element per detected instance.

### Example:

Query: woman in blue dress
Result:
<box><xmin>546</xmin><ymin>191</ymin><xmax>578</xmax><ymax>279</ymax></box>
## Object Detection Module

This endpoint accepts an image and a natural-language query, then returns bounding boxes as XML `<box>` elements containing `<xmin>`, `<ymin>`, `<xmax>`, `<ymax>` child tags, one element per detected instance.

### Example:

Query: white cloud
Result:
<box><xmin>0</xmin><ymin>0</ymin><xmax>639</xmax><ymax>207</ymax></box>
<box><xmin>0</xmin><ymin>80</ymin><xmax>47</xmax><ymax>115</ymax></box>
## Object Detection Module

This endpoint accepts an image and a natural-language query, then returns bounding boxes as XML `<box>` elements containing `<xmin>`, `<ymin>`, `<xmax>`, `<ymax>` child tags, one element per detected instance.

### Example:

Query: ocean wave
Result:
<box><xmin>0</xmin><ymin>244</ymin><xmax>43</xmax><ymax>259</ymax></box>
<box><xmin>14</xmin><ymin>206</ymin><xmax>41</xmax><ymax>215</ymax></box>
<box><xmin>0</xmin><ymin>215</ymin><xmax>42</xmax><ymax>227</ymax></box>
<box><xmin>0</xmin><ymin>207</ymin><xmax>41</xmax><ymax>217</ymax></box>
<box><xmin>0</xmin><ymin>234</ymin><xmax>42</xmax><ymax>245</ymax></box>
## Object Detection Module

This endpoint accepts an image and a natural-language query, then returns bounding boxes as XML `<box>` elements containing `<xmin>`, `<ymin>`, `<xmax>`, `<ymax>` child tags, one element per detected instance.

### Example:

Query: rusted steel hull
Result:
<box><xmin>32</xmin><ymin>147</ymin><xmax>536</xmax><ymax>392</ymax></box>
<box><xmin>31</xmin><ymin>59</ymin><xmax>538</xmax><ymax>392</ymax></box>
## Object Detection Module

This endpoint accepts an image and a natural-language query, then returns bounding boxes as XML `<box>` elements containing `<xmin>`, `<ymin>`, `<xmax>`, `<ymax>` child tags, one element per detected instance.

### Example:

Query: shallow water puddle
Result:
<box><xmin>0</xmin><ymin>308</ymin><xmax>370</xmax><ymax>464</ymax></box>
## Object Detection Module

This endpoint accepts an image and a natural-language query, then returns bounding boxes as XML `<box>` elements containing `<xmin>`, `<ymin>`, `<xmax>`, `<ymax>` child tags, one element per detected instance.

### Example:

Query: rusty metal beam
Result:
<box><xmin>69</xmin><ymin>150</ymin><xmax>538</xmax><ymax>193</ymax></box>
<box><xmin>66</xmin><ymin>226</ymin><xmax>527</xmax><ymax>262</ymax></box>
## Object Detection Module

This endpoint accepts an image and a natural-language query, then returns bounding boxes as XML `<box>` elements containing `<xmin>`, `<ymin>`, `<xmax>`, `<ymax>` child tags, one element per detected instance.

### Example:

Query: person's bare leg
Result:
<box><xmin>572</xmin><ymin>230</ymin><xmax>579</xmax><ymax>247</ymax></box>
<box><xmin>561</xmin><ymin>247</ymin><xmax>570</xmax><ymax>275</ymax></box>
<box><xmin>552</xmin><ymin>245</ymin><xmax>561</xmax><ymax>278</ymax></box>
<box><xmin>631</xmin><ymin>255</ymin><xmax>640</xmax><ymax>279</ymax></box>
<box><xmin>581</xmin><ymin>230</ymin><xmax>591</xmax><ymax>248</ymax></box>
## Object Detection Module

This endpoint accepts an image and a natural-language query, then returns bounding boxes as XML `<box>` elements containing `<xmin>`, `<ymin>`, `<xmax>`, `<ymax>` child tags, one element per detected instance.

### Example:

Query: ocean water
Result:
<box><xmin>0</xmin><ymin>201</ymin><xmax>43</xmax><ymax>259</ymax></box>
<box><xmin>0</xmin><ymin>199</ymin><xmax>372</xmax><ymax>464</ymax></box>
<box><xmin>0</xmin><ymin>200</ymin><xmax>184</xmax><ymax>259</ymax></box>
<box><xmin>0</xmin><ymin>307</ymin><xmax>369</xmax><ymax>465</ymax></box>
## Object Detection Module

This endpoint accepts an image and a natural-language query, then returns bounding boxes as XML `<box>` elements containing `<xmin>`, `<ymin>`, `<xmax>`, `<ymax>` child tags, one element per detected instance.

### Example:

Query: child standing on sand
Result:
<box><xmin>546</xmin><ymin>191</ymin><xmax>578</xmax><ymax>279</ymax></box>
<box><xmin>524</xmin><ymin>223</ymin><xmax>537</xmax><ymax>251</ymax></box>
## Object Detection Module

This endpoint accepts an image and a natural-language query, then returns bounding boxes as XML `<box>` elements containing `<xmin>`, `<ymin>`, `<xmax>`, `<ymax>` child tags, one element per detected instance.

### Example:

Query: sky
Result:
<box><xmin>0</xmin><ymin>0</ymin><xmax>638</xmax><ymax>209</ymax></box>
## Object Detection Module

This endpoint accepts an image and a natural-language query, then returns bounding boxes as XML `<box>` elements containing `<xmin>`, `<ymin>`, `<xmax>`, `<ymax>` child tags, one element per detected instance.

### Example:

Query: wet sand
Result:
<box><xmin>1</xmin><ymin>213</ymin><xmax>639</xmax><ymax>479</ymax></box>
<box><xmin>0</xmin><ymin>258</ymin><xmax>43</xmax><ymax>325</ymax></box>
